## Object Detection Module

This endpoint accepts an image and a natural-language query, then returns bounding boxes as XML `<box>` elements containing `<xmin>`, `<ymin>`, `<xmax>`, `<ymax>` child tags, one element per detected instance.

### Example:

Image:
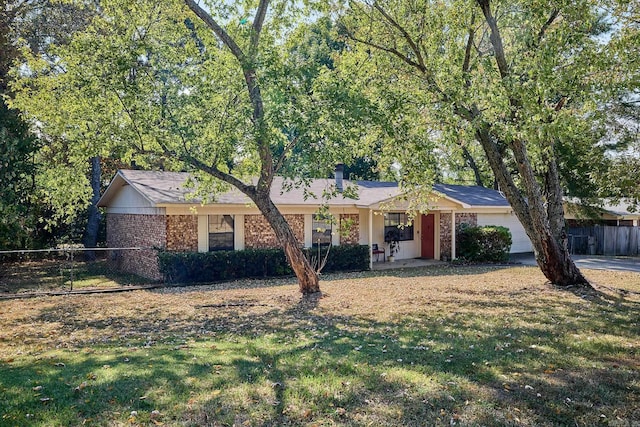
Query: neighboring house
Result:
<box><xmin>97</xmin><ymin>169</ymin><xmax>533</xmax><ymax>279</ymax></box>
<box><xmin>564</xmin><ymin>201</ymin><xmax>640</xmax><ymax>227</ymax></box>
<box><xmin>563</xmin><ymin>200</ymin><xmax>640</xmax><ymax>256</ymax></box>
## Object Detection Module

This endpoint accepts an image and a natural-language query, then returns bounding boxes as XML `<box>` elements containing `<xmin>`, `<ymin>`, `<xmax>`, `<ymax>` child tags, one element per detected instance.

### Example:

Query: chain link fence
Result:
<box><xmin>0</xmin><ymin>247</ymin><xmax>159</xmax><ymax>297</ymax></box>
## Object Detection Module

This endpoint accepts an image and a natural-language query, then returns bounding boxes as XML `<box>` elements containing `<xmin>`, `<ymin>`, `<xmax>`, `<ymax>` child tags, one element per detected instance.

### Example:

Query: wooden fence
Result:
<box><xmin>568</xmin><ymin>226</ymin><xmax>640</xmax><ymax>256</ymax></box>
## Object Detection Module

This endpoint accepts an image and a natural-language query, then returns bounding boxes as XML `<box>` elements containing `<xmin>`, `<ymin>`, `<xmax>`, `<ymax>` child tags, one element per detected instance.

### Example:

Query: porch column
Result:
<box><xmin>451</xmin><ymin>210</ymin><xmax>456</xmax><ymax>261</ymax></box>
<box><xmin>369</xmin><ymin>209</ymin><xmax>374</xmax><ymax>270</ymax></box>
<box><xmin>197</xmin><ymin>215</ymin><xmax>208</xmax><ymax>253</ymax></box>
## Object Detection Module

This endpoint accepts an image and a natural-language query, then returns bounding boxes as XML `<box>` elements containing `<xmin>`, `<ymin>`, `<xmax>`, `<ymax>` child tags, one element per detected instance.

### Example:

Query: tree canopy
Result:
<box><xmin>11</xmin><ymin>0</ymin><xmax>378</xmax><ymax>292</ymax></box>
<box><xmin>8</xmin><ymin>0</ymin><xmax>639</xmax><ymax>287</ymax></box>
<box><xmin>338</xmin><ymin>0</ymin><xmax>639</xmax><ymax>285</ymax></box>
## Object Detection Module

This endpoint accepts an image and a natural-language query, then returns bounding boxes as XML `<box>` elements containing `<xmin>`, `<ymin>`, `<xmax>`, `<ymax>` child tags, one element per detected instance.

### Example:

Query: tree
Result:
<box><xmin>1</xmin><ymin>1</ymin><xmax>102</xmax><ymax>249</ymax></box>
<box><xmin>170</xmin><ymin>0</ymin><xmax>320</xmax><ymax>293</ymax></box>
<box><xmin>278</xmin><ymin>16</ymin><xmax>386</xmax><ymax>181</ymax></box>
<box><xmin>12</xmin><ymin>0</ymin><xmax>366</xmax><ymax>294</ymax></box>
<box><xmin>340</xmin><ymin>0</ymin><xmax>639</xmax><ymax>287</ymax></box>
<box><xmin>0</xmin><ymin>1</ymin><xmax>40</xmax><ymax>249</ymax></box>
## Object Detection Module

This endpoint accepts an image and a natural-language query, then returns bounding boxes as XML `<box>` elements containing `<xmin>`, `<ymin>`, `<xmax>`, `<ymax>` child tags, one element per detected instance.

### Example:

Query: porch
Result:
<box><xmin>370</xmin><ymin>257</ymin><xmax>445</xmax><ymax>271</ymax></box>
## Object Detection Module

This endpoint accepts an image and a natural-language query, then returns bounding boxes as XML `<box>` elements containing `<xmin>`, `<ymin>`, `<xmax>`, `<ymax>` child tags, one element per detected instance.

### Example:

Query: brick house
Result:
<box><xmin>98</xmin><ymin>169</ymin><xmax>532</xmax><ymax>279</ymax></box>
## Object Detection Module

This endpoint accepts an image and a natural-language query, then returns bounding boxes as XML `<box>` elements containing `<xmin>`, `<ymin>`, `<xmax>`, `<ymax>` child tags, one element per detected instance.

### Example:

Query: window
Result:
<box><xmin>312</xmin><ymin>214</ymin><xmax>333</xmax><ymax>246</ymax></box>
<box><xmin>384</xmin><ymin>213</ymin><xmax>414</xmax><ymax>242</ymax></box>
<box><xmin>209</xmin><ymin>215</ymin><xmax>234</xmax><ymax>251</ymax></box>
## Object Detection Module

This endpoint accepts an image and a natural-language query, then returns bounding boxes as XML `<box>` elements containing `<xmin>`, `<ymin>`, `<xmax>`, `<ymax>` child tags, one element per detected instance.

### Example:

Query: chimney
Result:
<box><xmin>334</xmin><ymin>164</ymin><xmax>344</xmax><ymax>192</ymax></box>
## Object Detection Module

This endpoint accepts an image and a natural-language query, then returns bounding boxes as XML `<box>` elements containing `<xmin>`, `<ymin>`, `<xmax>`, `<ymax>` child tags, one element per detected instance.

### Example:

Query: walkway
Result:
<box><xmin>371</xmin><ymin>254</ymin><xmax>640</xmax><ymax>273</ymax></box>
<box><xmin>371</xmin><ymin>258</ymin><xmax>444</xmax><ymax>271</ymax></box>
<box><xmin>510</xmin><ymin>253</ymin><xmax>640</xmax><ymax>273</ymax></box>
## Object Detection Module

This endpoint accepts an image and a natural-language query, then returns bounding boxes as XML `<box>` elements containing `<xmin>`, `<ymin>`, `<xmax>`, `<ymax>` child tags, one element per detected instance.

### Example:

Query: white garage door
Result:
<box><xmin>477</xmin><ymin>213</ymin><xmax>533</xmax><ymax>253</ymax></box>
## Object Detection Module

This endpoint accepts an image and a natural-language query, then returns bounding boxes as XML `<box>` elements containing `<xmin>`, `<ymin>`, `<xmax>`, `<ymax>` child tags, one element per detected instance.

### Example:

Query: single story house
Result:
<box><xmin>97</xmin><ymin>169</ymin><xmax>533</xmax><ymax>279</ymax></box>
<box><xmin>564</xmin><ymin>200</ymin><xmax>640</xmax><ymax>227</ymax></box>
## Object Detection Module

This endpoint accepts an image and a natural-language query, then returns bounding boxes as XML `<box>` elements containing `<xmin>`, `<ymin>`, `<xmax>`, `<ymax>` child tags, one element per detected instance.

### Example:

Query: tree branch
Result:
<box><xmin>537</xmin><ymin>9</ymin><xmax>560</xmax><ymax>44</ymax></box>
<box><xmin>112</xmin><ymin>89</ymin><xmax>145</xmax><ymax>153</ymax></box>
<box><xmin>372</xmin><ymin>2</ymin><xmax>427</xmax><ymax>72</ymax></box>
<box><xmin>462</xmin><ymin>13</ymin><xmax>476</xmax><ymax>87</ymax></box>
<box><xmin>274</xmin><ymin>135</ymin><xmax>300</xmax><ymax>174</ymax></box>
<box><xmin>185</xmin><ymin>154</ymin><xmax>256</xmax><ymax>198</ymax></box>
<box><xmin>459</xmin><ymin>142</ymin><xmax>484</xmax><ymax>186</ymax></box>
<box><xmin>185</xmin><ymin>0</ymin><xmax>271</xmax><ymax>194</ymax></box>
<box><xmin>346</xmin><ymin>32</ymin><xmax>426</xmax><ymax>72</ymax></box>
<box><xmin>184</xmin><ymin>0</ymin><xmax>246</xmax><ymax>62</ymax></box>
<box><xmin>250</xmin><ymin>0</ymin><xmax>269</xmax><ymax>51</ymax></box>
<box><xmin>476</xmin><ymin>0</ymin><xmax>509</xmax><ymax>78</ymax></box>
<box><xmin>151</xmin><ymin>123</ymin><xmax>256</xmax><ymax>197</ymax></box>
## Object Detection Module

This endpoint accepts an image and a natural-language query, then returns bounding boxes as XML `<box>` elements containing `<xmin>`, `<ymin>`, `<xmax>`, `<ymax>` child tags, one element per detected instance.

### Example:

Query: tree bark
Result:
<box><xmin>473</xmin><ymin>0</ymin><xmax>588</xmax><ymax>288</ymax></box>
<box><xmin>460</xmin><ymin>144</ymin><xmax>484</xmax><ymax>187</ymax></box>
<box><xmin>252</xmin><ymin>192</ymin><xmax>320</xmax><ymax>294</ymax></box>
<box><xmin>474</xmin><ymin>127</ymin><xmax>588</xmax><ymax>287</ymax></box>
<box><xmin>82</xmin><ymin>156</ymin><xmax>102</xmax><ymax>261</ymax></box>
<box><xmin>184</xmin><ymin>0</ymin><xmax>321</xmax><ymax>295</ymax></box>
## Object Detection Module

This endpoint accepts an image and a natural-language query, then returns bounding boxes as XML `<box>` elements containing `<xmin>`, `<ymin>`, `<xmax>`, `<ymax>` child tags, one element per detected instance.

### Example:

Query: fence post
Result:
<box><xmin>69</xmin><ymin>249</ymin><xmax>74</xmax><ymax>292</ymax></box>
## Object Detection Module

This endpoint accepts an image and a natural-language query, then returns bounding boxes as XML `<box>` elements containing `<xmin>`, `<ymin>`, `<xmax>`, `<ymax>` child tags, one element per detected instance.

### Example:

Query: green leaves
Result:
<box><xmin>341</xmin><ymin>0</ymin><xmax>639</xmax><ymax>196</ymax></box>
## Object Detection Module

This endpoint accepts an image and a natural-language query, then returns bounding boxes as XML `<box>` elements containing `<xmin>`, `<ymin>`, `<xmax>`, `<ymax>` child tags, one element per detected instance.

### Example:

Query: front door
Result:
<box><xmin>421</xmin><ymin>214</ymin><xmax>435</xmax><ymax>259</ymax></box>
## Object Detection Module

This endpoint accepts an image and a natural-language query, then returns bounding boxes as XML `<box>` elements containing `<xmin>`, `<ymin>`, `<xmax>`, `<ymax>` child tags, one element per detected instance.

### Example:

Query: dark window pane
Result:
<box><xmin>209</xmin><ymin>215</ymin><xmax>234</xmax><ymax>251</ymax></box>
<box><xmin>209</xmin><ymin>214</ymin><xmax>234</xmax><ymax>233</ymax></box>
<box><xmin>209</xmin><ymin>232</ymin><xmax>234</xmax><ymax>251</ymax></box>
<box><xmin>384</xmin><ymin>213</ymin><xmax>413</xmax><ymax>241</ymax></box>
<box><xmin>312</xmin><ymin>214</ymin><xmax>332</xmax><ymax>246</ymax></box>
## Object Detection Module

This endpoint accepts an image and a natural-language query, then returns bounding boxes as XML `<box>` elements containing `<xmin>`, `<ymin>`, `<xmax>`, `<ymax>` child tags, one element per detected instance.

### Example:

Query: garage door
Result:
<box><xmin>477</xmin><ymin>213</ymin><xmax>533</xmax><ymax>253</ymax></box>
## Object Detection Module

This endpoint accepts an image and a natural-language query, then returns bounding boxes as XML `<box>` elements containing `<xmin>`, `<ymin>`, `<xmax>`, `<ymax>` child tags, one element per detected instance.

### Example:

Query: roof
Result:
<box><xmin>599</xmin><ymin>201</ymin><xmax>639</xmax><ymax>218</ymax></box>
<box><xmin>97</xmin><ymin>169</ymin><xmax>511</xmax><ymax>210</ymax></box>
<box><xmin>564</xmin><ymin>199</ymin><xmax>640</xmax><ymax>220</ymax></box>
<box><xmin>433</xmin><ymin>183</ymin><xmax>510</xmax><ymax>208</ymax></box>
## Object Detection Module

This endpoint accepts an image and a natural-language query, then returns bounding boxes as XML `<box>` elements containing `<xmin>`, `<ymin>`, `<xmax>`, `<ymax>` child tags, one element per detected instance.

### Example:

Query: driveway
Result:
<box><xmin>511</xmin><ymin>253</ymin><xmax>640</xmax><ymax>273</ymax></box>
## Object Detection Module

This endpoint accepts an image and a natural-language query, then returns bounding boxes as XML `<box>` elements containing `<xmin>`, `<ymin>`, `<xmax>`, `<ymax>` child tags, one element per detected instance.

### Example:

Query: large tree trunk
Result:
<box><xmin>184</xmin><ymin>0</ymin><xmax>320</xmax><ymax>294</ymax></box>
<box><xmin>471</xmin><ymin>0</ymin><xmax>588</xmax><ymax>288</ymax></box>
<box><xmin>82</xmin><ymin>156</ymin><xmax>102</xmax><ymax>261</ymax></box>
<box><xmin>253</xmin><ymin>192</ymin><xmax>320</xmax><ymax>294</ymax></box>
<box><xmin>475</xmin><ymin>127</ymin><xmax>589</xmax><ymax>287</ymax></box>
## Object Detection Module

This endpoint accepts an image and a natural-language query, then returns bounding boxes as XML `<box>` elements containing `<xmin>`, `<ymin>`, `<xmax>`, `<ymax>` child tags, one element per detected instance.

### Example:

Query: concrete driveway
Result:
<box><xmin>511</xmin><ymin>253</ymin><xmax>640</xmax><ymax>273</ymax></box>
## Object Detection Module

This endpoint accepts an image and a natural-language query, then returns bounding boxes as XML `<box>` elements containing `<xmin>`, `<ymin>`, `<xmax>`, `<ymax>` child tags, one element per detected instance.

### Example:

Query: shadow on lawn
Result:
<box><xmin>0</xmin><ymin>258</ymin><xmax>154</xmax><ymax>295</ymax></box>
<box><xmin>182</xmin><ymin>297</ymin><xmax>639</xmax><ymax>426</ymax></box>
<box><xmin>2</xmin><ymin>288</ymin><xmax>638</xmax><ymax>426</ymax></box>
<box><xmin>163</xmin><ymin>263</ymin><xmax>521</xmax><ymax>293</ymax></box>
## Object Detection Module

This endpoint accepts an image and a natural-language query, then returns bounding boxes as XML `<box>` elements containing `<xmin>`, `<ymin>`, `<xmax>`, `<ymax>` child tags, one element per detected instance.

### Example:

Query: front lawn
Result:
<box><xmin>0</xmin><ymin>265</ymin><xmax>638</xmax><ymax>426</ymax></box>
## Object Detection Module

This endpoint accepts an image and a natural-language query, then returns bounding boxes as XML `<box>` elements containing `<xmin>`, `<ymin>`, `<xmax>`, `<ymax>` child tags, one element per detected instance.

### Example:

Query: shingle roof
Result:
<box><xmin>97</xmin><ymin>169</ymin><xmax>510</xmax><ymax>209</ymax></box>
<box><xmin>433</xmin><ymin>183</ymin><xmax>510</xmax><ymax>207</ymax></box>
<box><xmin>565</xmin><ymin>198</ymin><xmax>640</xmax><ymax>219</ymax></box>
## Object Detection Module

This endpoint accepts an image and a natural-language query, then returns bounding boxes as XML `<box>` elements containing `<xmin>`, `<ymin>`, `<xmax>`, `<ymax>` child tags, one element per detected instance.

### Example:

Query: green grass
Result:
<box><xmin>0</xmin><ymin>265</ymin><xmax>639</xmax><ymax>426</ymax></box>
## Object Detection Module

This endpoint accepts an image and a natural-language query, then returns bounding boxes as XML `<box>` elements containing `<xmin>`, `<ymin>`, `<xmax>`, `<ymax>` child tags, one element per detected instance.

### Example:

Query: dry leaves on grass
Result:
<box><xmin>0</xmin><ymin>266</ymin><xmax>638</xmax><ymax>355</ymax></box>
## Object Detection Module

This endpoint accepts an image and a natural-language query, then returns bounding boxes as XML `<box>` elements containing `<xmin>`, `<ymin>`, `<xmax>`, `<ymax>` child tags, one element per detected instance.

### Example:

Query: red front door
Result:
<box><xmin>421</xmin><ymin>214</ymin><xmax>435</xmax><ymax>259</ymax></box>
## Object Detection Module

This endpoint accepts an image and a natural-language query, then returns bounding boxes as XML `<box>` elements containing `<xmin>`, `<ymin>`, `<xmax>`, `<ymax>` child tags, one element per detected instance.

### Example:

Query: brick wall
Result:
<box><xmin>244</xmin><ymin>214</ymin><xmax>305</xmax><ymax>249</ymax></box>
<box><xmin>440</xmin><ymin>214</ymin><xmax>452</xmax><ymax>261</ymax></box>
<box><xmin>456</xmin><ymin>213</ymin><xmax>477</xmax><ymax>229</ymax></box>
<box><xmin>166</xmin><ymin>215</ymin><xmax>198</xmax><ymax>252</ymax></box>
<box><xmin>340</xmin><ymin>214</ymin><xmax>360</xmax><ymax>245</ymax></box>
<box><xmin>106</xmin><ymin>214</ymin><xmax>166</xmax><ymax>280</ymax></box>
<box><xmin>439</xmin><ymin>213</ymin><xmax>478</xmax><ymax>261</ymax></box>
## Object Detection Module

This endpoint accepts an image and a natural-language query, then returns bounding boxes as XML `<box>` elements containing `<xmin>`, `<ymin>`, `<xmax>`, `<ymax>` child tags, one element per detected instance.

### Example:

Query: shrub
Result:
<box><xmin>307</xmin><ymin>244</ymin><xmax>370</xmax><ymax>274</ymax></box>
<box><xmin>158</xmin><ymin>245</ymin><xmax>370</xmax><ymax>284</ymax></box>
<box><xmin>456</xmin><ymin>225</ymin><xmax>512</xmax><ymax>262</ymax></box>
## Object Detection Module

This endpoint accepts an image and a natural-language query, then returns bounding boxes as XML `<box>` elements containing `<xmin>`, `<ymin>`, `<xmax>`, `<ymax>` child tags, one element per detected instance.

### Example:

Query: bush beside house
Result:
<box><xmin>158</xmin><ymin>244</ymin><xmax>370</xmax><ymax>284</ymax></box>
<box><xmin>456</xmin><ymin>225</ymin><xmax>512</xmax><ymax>262</ymax></box>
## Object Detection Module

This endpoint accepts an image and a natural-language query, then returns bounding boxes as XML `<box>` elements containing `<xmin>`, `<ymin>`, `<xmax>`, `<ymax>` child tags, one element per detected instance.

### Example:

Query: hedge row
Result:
<box><xmin>158</xmin><ymin>244</ymin><xmax>370</xmax><ymax>284</ymax></box>
<box><xmin>456</xmin><ymin>225</ymin><xmax>512</xmax><ymax>262</ymax></box>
